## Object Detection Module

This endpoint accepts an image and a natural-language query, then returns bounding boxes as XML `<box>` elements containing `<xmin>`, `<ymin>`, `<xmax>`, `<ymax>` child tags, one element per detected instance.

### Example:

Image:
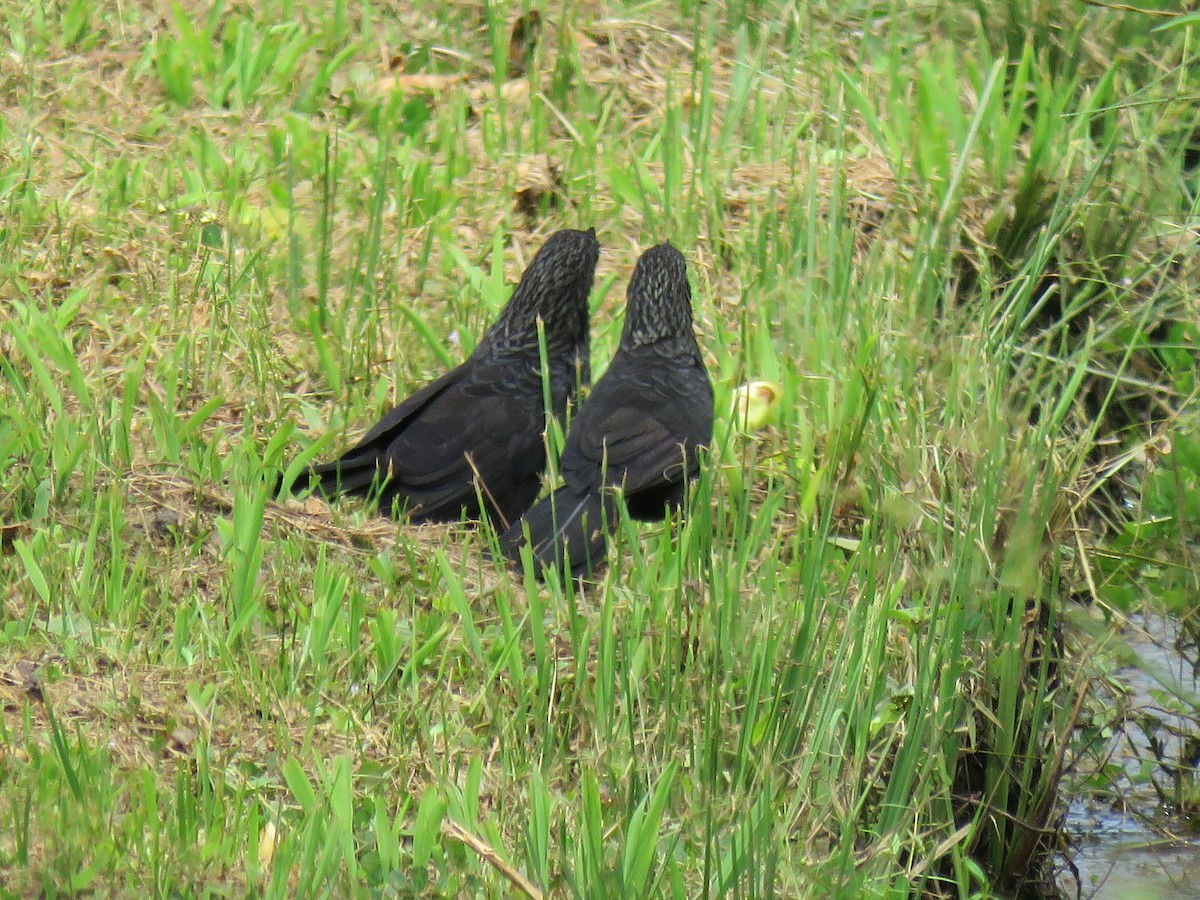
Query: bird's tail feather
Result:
<box><xmin>307</xmin><ymin>454</ymin><xmax>382</xmax><ymax>498</ymax></box>
<box><xmin>501</xmin><ymin>487</ymin><xmax>612</xmax><ymax>577</ymax></box>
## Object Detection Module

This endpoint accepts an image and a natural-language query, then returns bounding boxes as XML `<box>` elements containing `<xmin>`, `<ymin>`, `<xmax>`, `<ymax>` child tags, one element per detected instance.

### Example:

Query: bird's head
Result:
<box><xmin>620</xmin><ymin>242</ymin><xmax>696</xmax><ymax>350</ymax></box>
<box><xmin>493</xmin><ymin>227</ymin><xmax>599</xmax><ymax>352</ymax></box>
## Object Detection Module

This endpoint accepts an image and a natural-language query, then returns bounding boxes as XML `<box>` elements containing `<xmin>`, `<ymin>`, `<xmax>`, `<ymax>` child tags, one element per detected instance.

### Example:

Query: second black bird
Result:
<box><xmin>500</xmin><ymin>242</ymin><xmax>714</xmax><ymax>577</ymax></box>
<box><xmin>294</xmin><ymin>227</ymin><xmax>599</xmax><ymax>526</ymax></box>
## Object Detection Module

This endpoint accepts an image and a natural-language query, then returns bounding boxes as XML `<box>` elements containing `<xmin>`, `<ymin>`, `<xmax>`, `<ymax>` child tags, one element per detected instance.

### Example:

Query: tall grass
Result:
<box><xmin>0</xmin><ymin>0</ymin><xmax>1197</xmax><ymax>896</ymax></box>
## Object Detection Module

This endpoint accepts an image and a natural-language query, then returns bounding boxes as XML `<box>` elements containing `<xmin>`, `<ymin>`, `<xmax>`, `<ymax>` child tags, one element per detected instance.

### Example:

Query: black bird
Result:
<box><xmin>499</xmin><ymin>242</ymin><xmax>713</xmax><ymax>577</ymax></box>
<box><xmin>295</xmin><ymin>227</ymin><xmax>599</xmax><ymax>526</ymax></box>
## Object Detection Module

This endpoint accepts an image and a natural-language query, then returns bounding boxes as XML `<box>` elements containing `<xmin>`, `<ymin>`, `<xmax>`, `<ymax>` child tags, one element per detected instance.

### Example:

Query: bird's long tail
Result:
<box><xmin>500</xmin><ymin>486</ymin><xmax>613</xmax><ymax>578</ymax></box>
<box><xmin>304</xmin><ymin>450</ymin><xmax>383</xmax><ymax>498</ymax></box>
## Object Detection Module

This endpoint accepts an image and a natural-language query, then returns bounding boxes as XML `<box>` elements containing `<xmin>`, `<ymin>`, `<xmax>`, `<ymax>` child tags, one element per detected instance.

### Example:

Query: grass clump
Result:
<box><xmin>2</xmin><ymin>1</ymin><xmax>1198</xmax><ymax>897</ymax></box>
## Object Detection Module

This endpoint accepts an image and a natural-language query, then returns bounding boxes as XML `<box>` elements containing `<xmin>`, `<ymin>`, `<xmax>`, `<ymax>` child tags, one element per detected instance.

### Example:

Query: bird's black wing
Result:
<box><xmin>310</xmin><ymin>352</ymin><xmax>551</xmax><ymax>524</ymax></box>
<box><xmin>379</xmin><ymin>355</ymin><xmax>549</xmax><ymax>523</ymax></box>
<box><xmin>308</xmin><ymin>364</ymin><xmax>465</xmax><ymax>495</ymax></box>
<box><xmin>561</xmin><ymin>351</ymin><xmax>713</xmax><ymax>496</ymax></box>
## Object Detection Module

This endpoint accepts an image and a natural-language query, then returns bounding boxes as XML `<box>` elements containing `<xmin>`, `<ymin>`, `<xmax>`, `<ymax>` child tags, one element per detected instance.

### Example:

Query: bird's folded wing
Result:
<box><xmin>351</xmin><ymin>367</ymin><xmax>463</xmax><ymax>449</ymax></box>
<box><xmin>568</xmin><ymin>406</ymin><xmax>693</xmax><ymax>494</ymax></box>
<box><xmin>384</xmin><ymin>381</ymin><xmax>535</xmax><ymax>479</ymax></box>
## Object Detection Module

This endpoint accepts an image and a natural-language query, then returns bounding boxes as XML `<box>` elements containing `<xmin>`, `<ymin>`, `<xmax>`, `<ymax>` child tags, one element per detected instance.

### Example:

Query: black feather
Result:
<box><xmin>287</xmin><ymin>228</ymin><xmax>600</xmax><ymax>527</ymax></box>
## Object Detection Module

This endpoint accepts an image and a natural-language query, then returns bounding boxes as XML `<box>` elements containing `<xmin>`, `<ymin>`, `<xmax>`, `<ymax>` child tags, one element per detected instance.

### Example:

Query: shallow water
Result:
<box><xmin>1072</xmin><ymin>833</ymin><xmax>1200</xmax><ymax>899</ymax></box>
<box><xmin>1062</xmin><ymin>613</ymin><xmax>1200</xmax><ymax>899</ymax></box>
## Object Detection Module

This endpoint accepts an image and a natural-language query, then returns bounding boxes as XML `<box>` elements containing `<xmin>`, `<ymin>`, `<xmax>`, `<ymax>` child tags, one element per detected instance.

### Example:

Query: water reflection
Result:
<box><xmin>1062</xmin><ymin>613</ymin><xmax>1200</xmax><ymax>898</ymax></box>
